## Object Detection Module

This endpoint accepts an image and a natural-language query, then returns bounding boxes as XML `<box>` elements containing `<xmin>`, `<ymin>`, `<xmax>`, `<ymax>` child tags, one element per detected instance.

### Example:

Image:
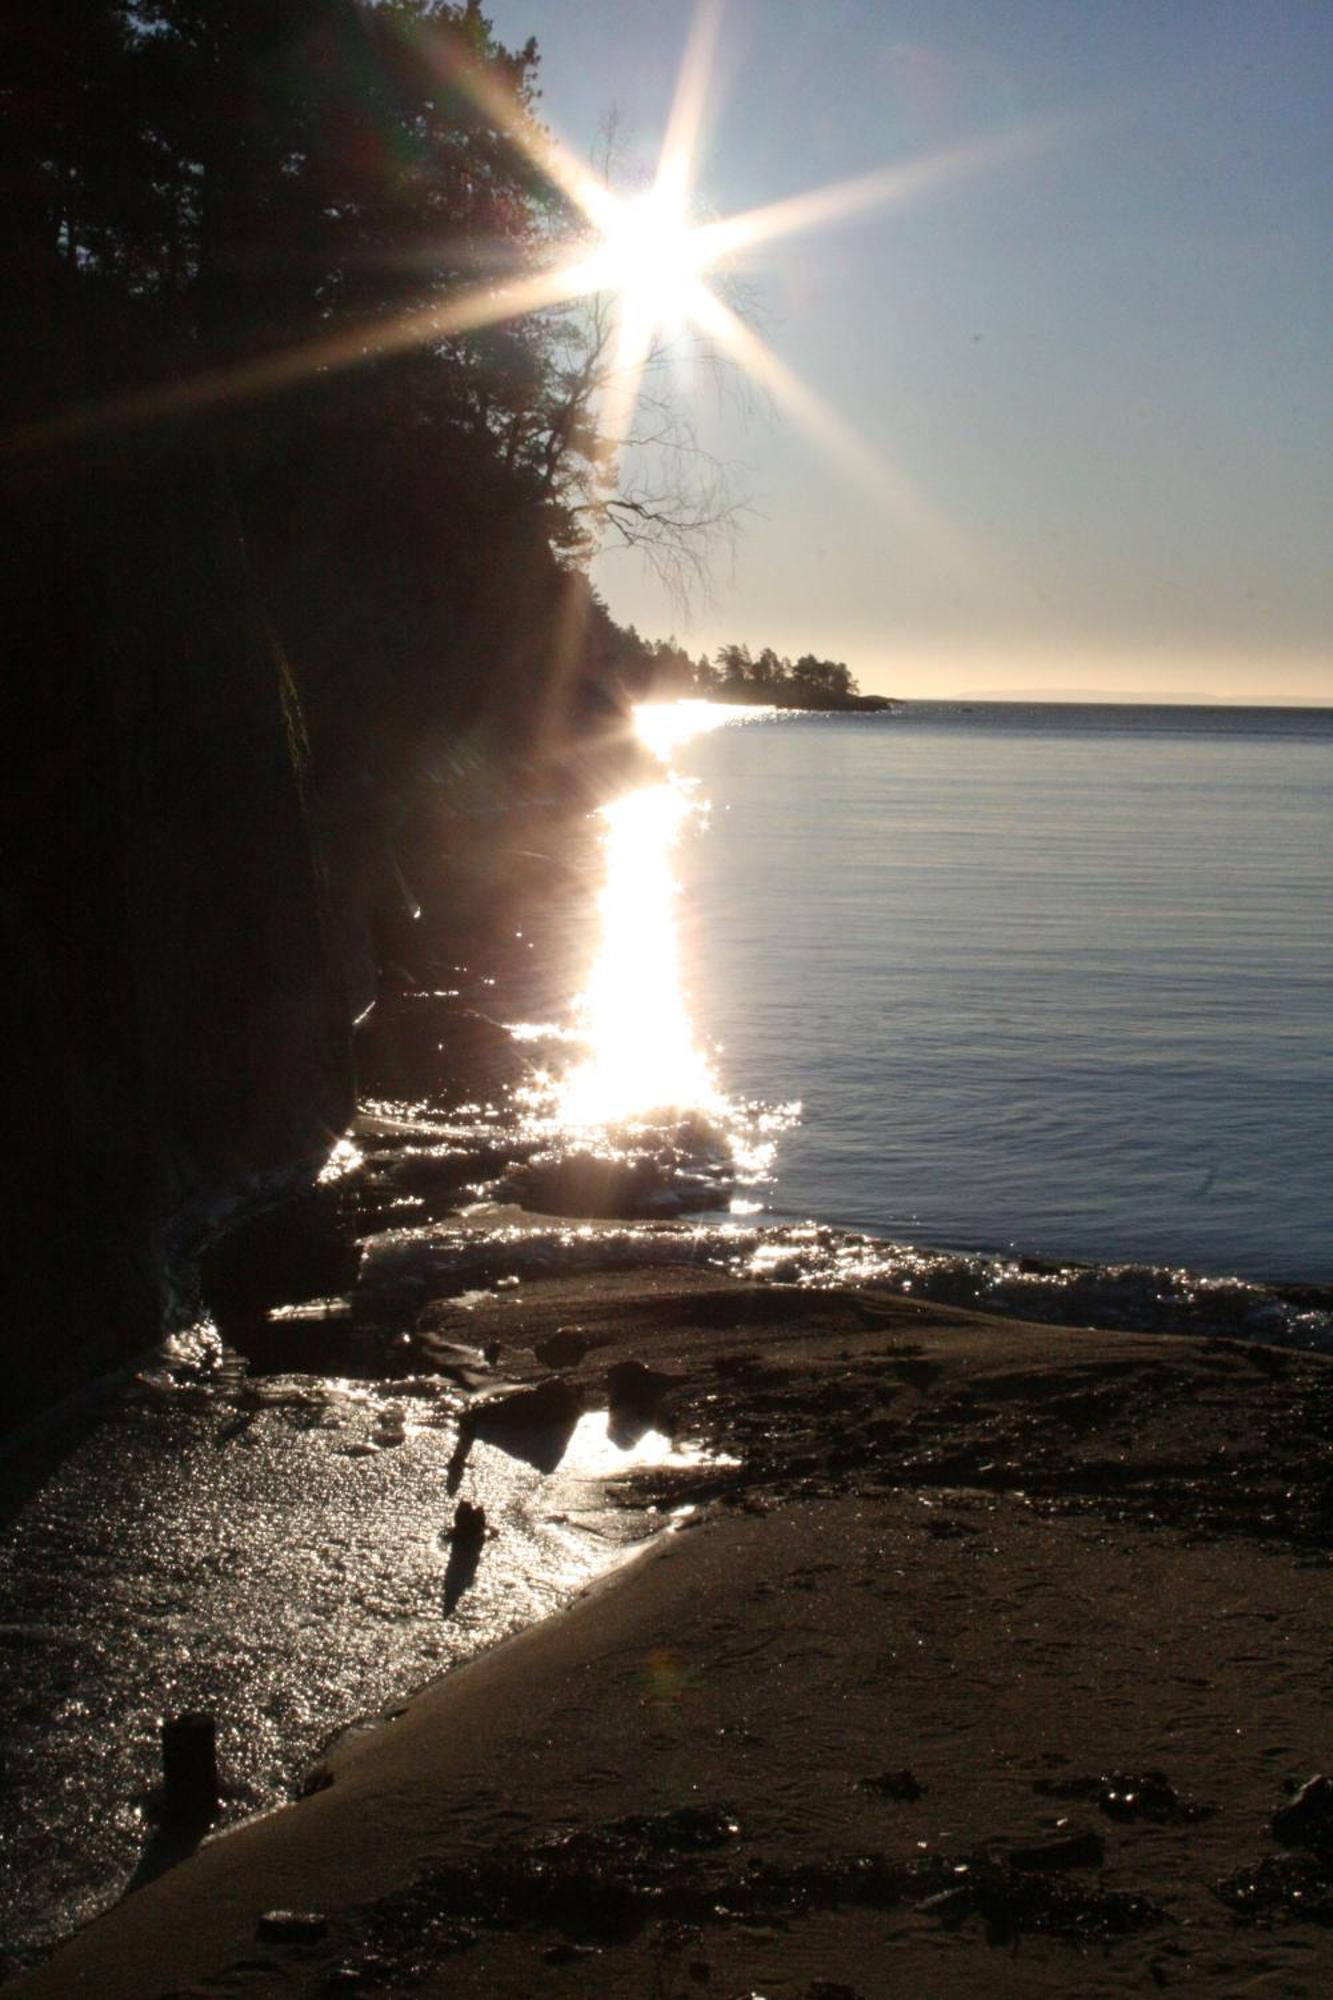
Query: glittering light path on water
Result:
<box><xmin>539</xmin><ymin>701</ymin><xmax>797</xmax><ymax>1210</ymax></box>
<box><xmin>557</xmin><ymin>777</ymin><xmax>719</xmax><ymax>1128</ymax></box>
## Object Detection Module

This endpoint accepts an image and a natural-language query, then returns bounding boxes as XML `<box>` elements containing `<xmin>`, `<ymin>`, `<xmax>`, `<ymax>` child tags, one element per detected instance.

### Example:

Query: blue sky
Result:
<box><xmin>485</xmin><ymin>1</ymin><xmax>1333</xmax><ymax>700</ymax></box>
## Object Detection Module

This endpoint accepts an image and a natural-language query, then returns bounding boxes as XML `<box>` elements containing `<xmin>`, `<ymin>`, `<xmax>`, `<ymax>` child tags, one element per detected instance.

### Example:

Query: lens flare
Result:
<box><xmin>7</xmin><ymin>0</ymin><xmax>1062</xmax><ymax>592</ymax></box>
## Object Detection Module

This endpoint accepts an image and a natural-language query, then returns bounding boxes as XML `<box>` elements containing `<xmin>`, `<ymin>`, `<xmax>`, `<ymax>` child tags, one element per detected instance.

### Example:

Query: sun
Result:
<box><xmin>586</xmin><ymin>186</ymin><xmax>712</xmax><ymax>336</ymax></box>
<box><xmin>12</xmin><ymin>0</ymin><xmax>1054</xmax><ymax>553</ymax></box>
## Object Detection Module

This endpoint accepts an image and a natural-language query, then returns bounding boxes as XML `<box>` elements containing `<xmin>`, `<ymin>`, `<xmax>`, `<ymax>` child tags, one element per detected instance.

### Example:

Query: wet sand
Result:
<box><xmin>15</xmin><ymin>1272</ymin><xmax>1333</xmax><ymax>1998</ymax></box>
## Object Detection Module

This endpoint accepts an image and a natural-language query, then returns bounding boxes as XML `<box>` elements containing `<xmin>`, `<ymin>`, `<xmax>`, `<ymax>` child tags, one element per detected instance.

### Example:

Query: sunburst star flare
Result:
<box><xmin>7</xmin><ymin>0</ymin><xmax>1058</xmax><ymax>572</ymax></box>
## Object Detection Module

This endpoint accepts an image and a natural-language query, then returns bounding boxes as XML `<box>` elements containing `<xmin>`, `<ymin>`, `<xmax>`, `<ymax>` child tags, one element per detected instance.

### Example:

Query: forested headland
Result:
<box><xmin>604</xmin><ymin>629</ymin><xmax>896</xmax><ymax>710</ymax></box>
<box><xmin>0</xmin><ymin>2</ymin><xmax>879</xmax><ymax>1425</ymax></box>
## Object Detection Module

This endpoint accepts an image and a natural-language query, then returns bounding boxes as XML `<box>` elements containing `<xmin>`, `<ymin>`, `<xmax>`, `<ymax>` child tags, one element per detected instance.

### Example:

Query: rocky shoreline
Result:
<box><xmin>15</xmin><ymin>1266</ymin><xmax>1333</xmax><ymax>1997</ymax></box>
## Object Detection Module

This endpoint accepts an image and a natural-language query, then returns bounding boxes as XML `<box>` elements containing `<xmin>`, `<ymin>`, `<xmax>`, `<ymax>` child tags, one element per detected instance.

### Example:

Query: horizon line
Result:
<box><xmin>942</xmin><ymin>688</ymin><xmax>1332</xmax><ymax>708</ymax></box>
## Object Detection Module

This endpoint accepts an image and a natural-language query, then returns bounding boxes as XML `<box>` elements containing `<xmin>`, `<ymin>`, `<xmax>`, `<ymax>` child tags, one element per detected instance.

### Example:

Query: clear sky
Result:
<box><xmin>485</xmin><ymin>0</ymin><xmax>1333</xmax><ymax>702</ymax></box>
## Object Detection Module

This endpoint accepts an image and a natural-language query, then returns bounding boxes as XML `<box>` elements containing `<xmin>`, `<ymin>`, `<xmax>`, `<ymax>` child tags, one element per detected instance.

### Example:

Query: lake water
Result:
<box><xmin>667</xmin><ymin>702</ymin><xmax>1333</xmax><ymax>1285</ymax></box>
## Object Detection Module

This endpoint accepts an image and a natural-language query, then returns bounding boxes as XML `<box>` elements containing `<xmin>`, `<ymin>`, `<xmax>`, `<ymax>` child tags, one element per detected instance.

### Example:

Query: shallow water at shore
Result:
<box><xmin>0</xmin><ymin>1303</ymin><xmax>698</xmax><ymax>1972</ymax></box>
<box><xmin>364</xmin><ymin>1199</ymin><xmax>1333</xmax><ymax>1352</ymax></box>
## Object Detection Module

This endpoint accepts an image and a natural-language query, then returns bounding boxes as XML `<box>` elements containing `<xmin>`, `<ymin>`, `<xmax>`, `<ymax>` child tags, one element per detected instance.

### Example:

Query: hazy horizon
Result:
<box><xmin>945</xmin><ymin>689</ymin><xmax>1332</xmax><ymax>707</ymax></box>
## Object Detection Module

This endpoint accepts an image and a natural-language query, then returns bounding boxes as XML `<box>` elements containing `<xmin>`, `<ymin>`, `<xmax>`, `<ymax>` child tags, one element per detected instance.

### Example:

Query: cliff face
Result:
<box><xmin>2</xmin><ymin>433</ymin><xmax>353</xmax><ymax>1432</ymax></box>
<box><xmin>0</xmin><ymin>2</ymin><xmax>628</xmax><ymax>1430</ymax></box>
<box><xmin>0</xmin><ymin>425</ymin><xmax>627</xmax><ymax>1432</ymax></box>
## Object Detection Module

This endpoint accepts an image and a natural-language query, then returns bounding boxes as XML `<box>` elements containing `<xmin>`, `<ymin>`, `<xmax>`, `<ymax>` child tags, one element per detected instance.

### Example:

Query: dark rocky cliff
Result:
<box><xmin>2</xmin><ymin>427</ymin><xmax>354</xmax><ymax>1431</ymax></box>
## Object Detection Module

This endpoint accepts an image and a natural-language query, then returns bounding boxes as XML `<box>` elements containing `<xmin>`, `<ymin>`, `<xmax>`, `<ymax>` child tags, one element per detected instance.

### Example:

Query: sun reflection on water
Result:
<box><xmin>523</xmin><ymin>699</ymin><xmax>799</xmax><ymax>1211</ymax></box>
<box><xmin>632</xmin><ymin>697</ymin><xmax>734</xmax><ymax>763</ymax></box>
<box><xmin>557</xmin><ymin>776</ymin><xmax>720</xmax><ymax>1127</ymax></box>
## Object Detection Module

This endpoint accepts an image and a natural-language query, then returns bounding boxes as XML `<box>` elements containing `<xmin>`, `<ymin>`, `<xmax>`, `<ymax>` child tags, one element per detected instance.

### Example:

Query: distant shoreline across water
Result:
<box><xmin>708</xmin><ymin>693</ymin><xmax>1332</xmax><ymax>716</ymax></box>
<box><xmin>694</xmin><ymin>696</ymin><xmax>1333</xmax><ymax>736</ymax></box>
<box><xmin>705</xmin><ymin>687</ymin><xmax>898</xmax><ymax>713</ymax></box>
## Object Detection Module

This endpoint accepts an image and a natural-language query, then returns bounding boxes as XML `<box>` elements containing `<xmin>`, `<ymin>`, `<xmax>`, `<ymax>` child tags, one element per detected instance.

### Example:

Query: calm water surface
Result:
<box><xmin>673</xmin><ymin>703</ymin><xmax>1333</xmax><ymax>1283</ymax></box>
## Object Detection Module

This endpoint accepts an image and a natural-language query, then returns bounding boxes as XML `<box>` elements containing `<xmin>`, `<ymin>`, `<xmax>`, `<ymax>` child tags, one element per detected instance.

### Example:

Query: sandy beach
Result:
<box><xmin>14</xmin><ymin>1270</ymin><xmax>1333</xmax><ymax>1998</ymax></box>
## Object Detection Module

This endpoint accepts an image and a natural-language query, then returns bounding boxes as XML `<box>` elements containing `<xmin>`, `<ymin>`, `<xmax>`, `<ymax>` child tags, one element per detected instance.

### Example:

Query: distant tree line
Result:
<box><xmin>599</xmin><ymin>624</ymin><xmax>894</xmax><ymax>710</ymax></box>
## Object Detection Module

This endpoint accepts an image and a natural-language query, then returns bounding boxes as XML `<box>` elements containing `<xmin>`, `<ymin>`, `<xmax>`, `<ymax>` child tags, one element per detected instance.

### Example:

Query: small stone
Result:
<box><xmin>606</xmin><ymin>1359</ymin><xmax>677</xmax><ymax>1417</ymax></box>
<box><xmin>449</xmin><ymin>1499</ymin><xmax>487</xmax><ymax>1546</ymax></box>
<box><xmin>1009</xmin><ymin>1828</ymin><xmax>1105</xmax><ymax>1871</ymax></box>
<box><xmin>1273</xmin><ymin>1773</ymin><xmax>1333</xmax><ymax>1850</ymax></box>
<box><xmin>471</xmin><ymin>1376</ymin><xmax>583</xmax><ymax>1473</ymax></box>
<box><xmin>255</xmin><ymin>1909</ymin><xmax>328</xmax><ymax>1942</ymax></box>
<box><xmin>535</xmin><ymin>1327</ymin><xmax>591</xmax><ymax>1368</ymax></box>
<box><xmin>917</xmin><ymin>1884</ymin><xmax>974</xmax><ymax>1924</ymax></box>
<box><xmin>160</xmin><ymin>1712</ymin><xmax>219</xmax><ymax>1827</ymax></box>
<box><xmin>1033</xmin><ymin>1768</ymin><xmax>1212</xmax><ymax>1825</ymax></box>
